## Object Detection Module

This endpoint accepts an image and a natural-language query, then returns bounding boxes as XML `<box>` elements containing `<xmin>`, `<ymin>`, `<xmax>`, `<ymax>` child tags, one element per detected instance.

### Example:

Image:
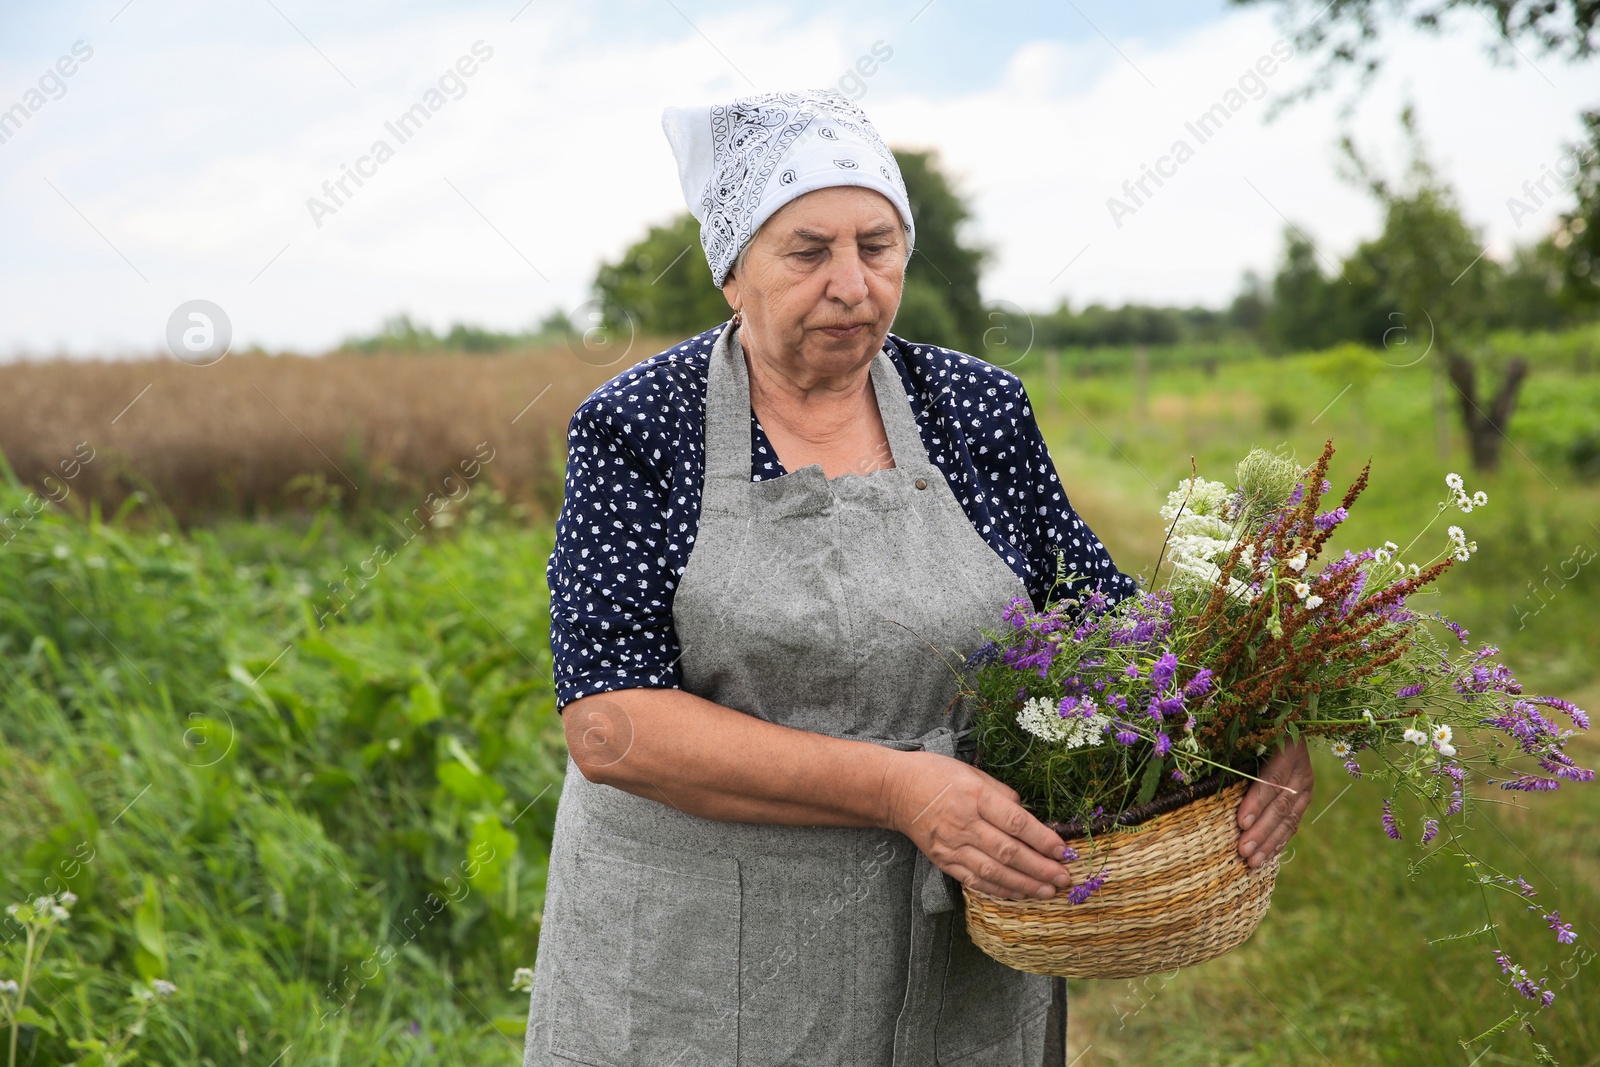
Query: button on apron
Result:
<box><xmin>523</xmin><ymin>321</ymin><xmax>1059</xmax><ymax>1066</ymax></box>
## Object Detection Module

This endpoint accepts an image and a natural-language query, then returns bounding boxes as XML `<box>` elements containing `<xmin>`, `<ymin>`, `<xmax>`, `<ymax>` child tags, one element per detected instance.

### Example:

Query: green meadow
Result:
<box><xmin>2</xmin><ymin>334</ymin><xmax>1598</xmax><ymax>1065</ymax></box>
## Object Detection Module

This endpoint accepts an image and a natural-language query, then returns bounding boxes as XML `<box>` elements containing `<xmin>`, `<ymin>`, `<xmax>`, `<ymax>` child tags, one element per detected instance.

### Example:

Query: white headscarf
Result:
<box><xmin>661</xmin><ymin>89</ymin><xmax>916</xmax><ymax>288</ymax></box>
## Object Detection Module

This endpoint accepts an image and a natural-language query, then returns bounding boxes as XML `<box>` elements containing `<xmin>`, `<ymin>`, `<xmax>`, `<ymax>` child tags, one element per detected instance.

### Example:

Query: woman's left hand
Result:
<box><xmin>1236</xmin><ymin>738</ymin><xmax>1314</xmax><ymax>868</ymax></box>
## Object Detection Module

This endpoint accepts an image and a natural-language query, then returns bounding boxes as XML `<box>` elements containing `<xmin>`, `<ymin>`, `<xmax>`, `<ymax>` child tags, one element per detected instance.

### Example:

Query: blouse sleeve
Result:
<box><xmin>1009</xmin><ymin>378</ymin><xmax>1140</xmax><ymax>611</ymax></box>
<box><xmin>545</xmin><ymin>392</ymin><xmax>689</xmax><ymax>712</ymax></box>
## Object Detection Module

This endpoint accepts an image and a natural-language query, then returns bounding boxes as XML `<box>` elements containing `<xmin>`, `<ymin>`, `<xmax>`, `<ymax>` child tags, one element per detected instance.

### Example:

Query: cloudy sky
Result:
<box><xmin>1</xmin><ymin>0</ymin><xmax>1593</xmax><ymax>359</ymax></box>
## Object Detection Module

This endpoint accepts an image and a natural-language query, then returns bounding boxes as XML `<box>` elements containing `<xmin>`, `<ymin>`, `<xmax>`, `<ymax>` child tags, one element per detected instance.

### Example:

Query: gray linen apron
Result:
<box><xmin>523</xmin><ymin>321</ymin><xmax>1061</xmax><ymax>1065</ymax></box>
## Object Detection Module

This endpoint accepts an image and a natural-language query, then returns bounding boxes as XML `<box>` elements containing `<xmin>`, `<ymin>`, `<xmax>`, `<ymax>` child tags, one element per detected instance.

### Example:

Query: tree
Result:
<box><xmin>1552</xmin><ymin>108</ymin><xmax>1600</xmax><ymax>311</ymax></box>
<box><xmin>591</xmin><ymin>149</ymin><xmax>989</xmax><ymax>350</ymax></box>
<box><xmin>1339</xmin><ymin>107</ymin><xmax>1526</xmax><ymax>471</ymax></box>
<box><xmin>893</xmin><ymin>149</ymin><xmax>989</xmax><ymax>352</ymax></box>
<box><xmin>593</xmin><ymin>213</ymin><xmax>732</xmax><ymax>339</ymax></box>
<box><xmin>1230</xmin><ymin>0</ymin><xmax>1597</xmax><ymax>113</ymax></box>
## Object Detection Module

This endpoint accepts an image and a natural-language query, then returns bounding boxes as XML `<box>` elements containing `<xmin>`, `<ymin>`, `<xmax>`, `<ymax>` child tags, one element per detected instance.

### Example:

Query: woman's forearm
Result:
<box><xmin>562</xmin><ymin>687</ymin><xmax>898</xmax><ymax>827</ymax></box>
<box><xmin>561</xmin><ymin>686</ymin><xmax>1079</xmax><ymax>900</ymax></box>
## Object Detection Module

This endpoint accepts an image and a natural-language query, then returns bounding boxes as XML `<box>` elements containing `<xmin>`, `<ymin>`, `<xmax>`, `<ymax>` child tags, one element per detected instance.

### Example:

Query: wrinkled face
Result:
<box><xmin>722</xmin><ymin>186</ymin><xmax>908</xmax><ymax>382</ymax></box>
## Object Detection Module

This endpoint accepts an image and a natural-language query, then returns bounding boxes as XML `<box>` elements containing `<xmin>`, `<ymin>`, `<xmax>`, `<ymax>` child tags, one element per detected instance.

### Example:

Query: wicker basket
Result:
<box><xmin>962</xmin><ymin>779</ymin><xmax>1278</xmax><ymax>979</ymax></box>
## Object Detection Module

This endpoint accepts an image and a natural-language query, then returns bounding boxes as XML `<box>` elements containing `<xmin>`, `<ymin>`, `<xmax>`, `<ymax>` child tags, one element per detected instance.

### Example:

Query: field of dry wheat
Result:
<box><xmin>0</xmin><ymin>345</ymin><xmax>659</xmax><ymax>524</ymax></box>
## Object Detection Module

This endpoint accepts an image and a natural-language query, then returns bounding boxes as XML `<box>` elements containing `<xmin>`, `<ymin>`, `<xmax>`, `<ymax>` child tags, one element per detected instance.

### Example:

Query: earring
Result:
<box><xmin>730</xmin><ymin>309</ymin><xmax>743</xmax><ymax>328</ymax></box>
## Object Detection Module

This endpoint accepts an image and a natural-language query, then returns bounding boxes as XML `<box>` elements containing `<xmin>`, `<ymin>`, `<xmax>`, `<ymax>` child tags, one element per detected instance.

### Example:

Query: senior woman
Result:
<box><xmin>521</xmin><ymin>90</ymin><xmax>1313</xmax><ymax>1066</ymax></box>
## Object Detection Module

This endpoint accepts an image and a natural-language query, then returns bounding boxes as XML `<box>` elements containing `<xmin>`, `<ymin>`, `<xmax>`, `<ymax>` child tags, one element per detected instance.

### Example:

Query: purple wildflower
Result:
<box><xmin>1545</xmin><ymin>911</ymin><xmax>1577</xmax><ymax>945</ymax></box>
<box><xmin>1436</xmin><ymin>763</ymin><xmax>1465</xmax><ymax>815</ymax></box>
<box><xmin>1124</xmin><ymin>663</ymin><xmax>1140</xmax><ymax>679</ymax></box>
<box><xmin>1001</xmin><ymin>596</ymin><xmax>1031</xmax><ymax>630</ymax></box>
<box><xmin>1421</xmin><ymin>819</ymin><xmax>1439</xmax><ymax>845</ymax></box>
<box><xmin>1115</xmin><ymin>728</ymin><xmax>1139</xmax><ymax>745</ymax></box>
<box><xmin>1154</xmin><ymin>734</ymin><xmax>1172</xmax><ymax>756</ymax></box>
<box><xmin>1530</xmin><ymin>695</ymin><xmax>1591</xmax><ymax>732</ymax></box>
<box><xmin>1150</xmin><ymin>651</ymin><xmax>1178</xmax><ymax>692</ymax></box>
<box><xmin>1313</xmin><ymin>506</ymin><xmax>1348</xmax><ymax>531</ymax></box>
<box><xmin>1067</xmin><ymin>867</ymin><xmax>1108</xmax><ymax>905</ymax></box>
<box><xmin>1500</xmin><ymin>775</ymin><xmax>1561</xmax><ymax>792</ymax></box>
<box><xmin>1491</xmin><ymin>950</ymin><xmax>1554</xmax><ymax>1006</ymax></box>
<box><xmin>1397</xmin><ymin>682</ymin><xmax>1426</xmax><ymax>699</ymax></box>
<box><xmin>1182</xmin><ymin>669</ymin><xmax>1213</xmax><ymax>699</ymax></box>
<box><xmin>1443</xmin><ymin>618</ymin><xmax>1470</xmax><ymax>644</ymax></box>
<box><xmin>1381</xmin><ymin>799</ymin><xmax>1401</xmax><ymax>840</ymax></box>
<box><xmin>1060</xmin><ymin>845</ymin><xmax>1080</xmax><ymax>862</ymax></box>
<box><xmin>963</xmin><ymin>642</ymin><xmax>1000</xmax><ymax>670</ymax></box>
<box><xmin>1343</xmin><ymin>759</ymin><xmax>1363</xmax><ymax>779</ymax></box>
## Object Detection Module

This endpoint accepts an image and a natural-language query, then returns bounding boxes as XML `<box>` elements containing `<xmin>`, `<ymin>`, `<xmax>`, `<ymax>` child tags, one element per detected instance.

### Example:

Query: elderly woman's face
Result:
<box><xmin>722</xmin><ymin>186</ymin><xmax>907</xmax><ymax>378</ymax></box>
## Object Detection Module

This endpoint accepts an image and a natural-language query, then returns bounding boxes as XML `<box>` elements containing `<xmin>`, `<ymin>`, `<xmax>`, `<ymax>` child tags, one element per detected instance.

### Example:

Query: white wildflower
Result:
<box><xmin>1304</xmin><ymin>595</ymin><xmax>1325</xmax><ymax>610</ymax></box>
<box><xmin>51</xmin><ymin>544</ymin><xmax>70</xmax><ymax>559</ymax></box>
<box><xmin>1286</xmin><ymin>549</ymin><xmax>1308</xmax><ymax>572</ymax></box>
<box><xmin>1292</xmin><ymin>582</ymin><xmax>1311</xmax><ymax>599</ymax></box>
<box><xmin>1473</xmin><ymin>490</ymin><xmax>1487</xmax><ymax>507</ymax></box>
<box><xmin>1432</xmin><ymin>724</ymin><xmax>1453</xmax><ymax>745</ymax></box>
<box><xmin>152</xmin><ymin>979</ymin><xmax>177</xmax><ymax>997</ymax></box>
<box><xmin>1017</xmin><ymin>697</ymin><xmax>1070</xmax><ymax>743</ymax></box>
<box><xmin>511</xmin><ymin>967</ymin><xmax>536</xmax><ymax>993</ymax></box>
<box><xmin>1160</xmin><ymin>477</ymin><xmax>1234</xmax><ymax>523</ymax></box>
<box><xmin>1374</xmin><ymin>547</ymin><xmax>1391</xmax><ymax>565</ymax></box>
<box><xmin>1330</xmin><ymin>740</ymin><xmax>1353</xmax><ymax>759</ymax></box>
<box><xmin>1437</xmin><ymin>742</ymin><xmax>1457</xmax><ymax>758</ymax></box>
<box><xmin>1169</xmin><ymin>557</ymin><xmax>1256</xmax><ymax>603</ymax></box>
<box><xmin>1018</xmin><ymin>696</ymin><xmax>1112</xmax><ymax>749</ymax></box>
<box><xmin>1362</xmin><ymin>709</ymin><xmax>1377</xmax><ymax>725</ymax></box>
<box><xmin>1446</xmin><ymin>473</ymin><xmax>1464</xmax><ymax>490</ymax></box>
<box><xmin>0</xmin><ymin>979</ymin><xmax>17</xmax><ymax>996</ymax></box>
<box><xmin>1403</xmin><ymin>728</ymin><xmax>1428</xmax><ymax>746</ymax></box>
<box><xmin>58</xmin><ymin>891</ymin><xmax>77</xmax><ymax>907</ymax></box>
<box><xmin>1447</xmin><ymin>526</ymin><xmax>1466</xmax><ymax>545</ymax></box>
<box><xmin>50</xmin><ymin>905</ymin><xmax>70</xmax><ymax>922</ymax></box>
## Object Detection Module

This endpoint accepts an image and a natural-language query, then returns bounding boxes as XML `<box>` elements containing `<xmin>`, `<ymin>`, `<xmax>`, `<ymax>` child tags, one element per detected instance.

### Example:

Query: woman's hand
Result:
<box><xmin>1236</xmin><ymin>738</ymin><xmax>1314</xmax><ymax>868</ymax></box>
<box><xmin>880</xmin><ymin>751</ymin><xmax>1074</xmax><ymax>901</ymax></box>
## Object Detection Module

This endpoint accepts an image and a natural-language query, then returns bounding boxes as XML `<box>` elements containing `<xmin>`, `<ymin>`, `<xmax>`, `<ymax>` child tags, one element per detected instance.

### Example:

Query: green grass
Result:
<box><xmin>2</xmin><ymin>341</ymin><xmax>1597</xmax><ymax>1065</ymax></box>
<box><xmin>1</xmin><ymin>488</ymin><xmax>564</xmax><ymax>1064</ymax></box>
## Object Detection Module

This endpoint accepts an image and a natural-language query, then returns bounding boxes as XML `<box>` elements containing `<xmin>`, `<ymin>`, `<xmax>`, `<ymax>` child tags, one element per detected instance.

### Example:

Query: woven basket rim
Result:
<box><xmin>1043</xmin><ymin>762</ymin><xmax>1259</xmax><ymax>842</ymax></box>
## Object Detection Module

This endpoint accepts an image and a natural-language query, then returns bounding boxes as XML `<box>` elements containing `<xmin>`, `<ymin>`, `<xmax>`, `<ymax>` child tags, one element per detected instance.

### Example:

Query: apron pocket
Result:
<box><xmin>550</xmin><ymin>830</ymin><xmax>741</xmax><ymax>1067</ymax></box>
<box><xmin>935</xmin><ymin>920</ymin><xmax>1053</xmax><ymax>1062</ymax></box>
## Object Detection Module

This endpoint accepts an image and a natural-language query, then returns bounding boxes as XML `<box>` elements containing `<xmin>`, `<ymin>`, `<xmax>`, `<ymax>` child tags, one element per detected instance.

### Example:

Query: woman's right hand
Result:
<box><xmin>880</xmin><ymin>751</ymin><xmax>1074</xmax><ymax>901</ymax></box>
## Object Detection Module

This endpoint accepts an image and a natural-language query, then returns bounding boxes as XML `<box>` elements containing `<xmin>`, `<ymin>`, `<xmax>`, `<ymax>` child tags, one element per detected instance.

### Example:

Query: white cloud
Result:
<box><xmin>0</xmin><ymin>2</ymin><xmax>1593</xmax><ymax>358</ymax></box>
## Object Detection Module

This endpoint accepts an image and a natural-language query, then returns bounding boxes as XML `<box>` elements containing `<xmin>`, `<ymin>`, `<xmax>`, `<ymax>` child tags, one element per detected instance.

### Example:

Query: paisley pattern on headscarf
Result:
<box><xmin>662</xmin><ymin>89</ymin><xmax>915</xmax><ymax>287</ymax></box>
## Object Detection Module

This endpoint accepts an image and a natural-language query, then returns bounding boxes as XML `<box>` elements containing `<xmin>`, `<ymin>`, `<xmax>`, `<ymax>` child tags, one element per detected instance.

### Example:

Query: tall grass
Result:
<box><xmin>0</xmin><ymin>346</ymin><xmax>632</xmax><ymax>526</ymax></box>
<box><xmin>1</xmin><ymin>482</ymin><xmax>564</xmax><ymax>1063</ymax></box>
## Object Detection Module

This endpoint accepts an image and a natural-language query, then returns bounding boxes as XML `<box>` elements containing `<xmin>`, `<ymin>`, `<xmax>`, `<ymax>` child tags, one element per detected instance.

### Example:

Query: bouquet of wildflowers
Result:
<box><xmin>964</xmin><ymin>440</ymin><xmax>1591</xmax><ymax>1044</ymax></box>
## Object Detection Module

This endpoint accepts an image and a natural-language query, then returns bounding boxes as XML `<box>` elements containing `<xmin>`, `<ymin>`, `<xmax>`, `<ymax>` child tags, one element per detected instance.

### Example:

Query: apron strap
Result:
<box><xmin>908</xmin><ymin>724</ymin><xmax>969</xmax><ymax>916</ymax></box>
<box><xmin>702</xmin><ymin>320</ymin><xmax>931</xmax><ymax>495</ymax></box>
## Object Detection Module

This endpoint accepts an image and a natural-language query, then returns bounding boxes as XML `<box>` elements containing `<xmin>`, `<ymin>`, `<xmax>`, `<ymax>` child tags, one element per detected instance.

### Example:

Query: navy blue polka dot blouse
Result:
<box><xmin>547</xmin><ymin>322</ymin><xmax>1138</xmax><ymax>710</ymax></box>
